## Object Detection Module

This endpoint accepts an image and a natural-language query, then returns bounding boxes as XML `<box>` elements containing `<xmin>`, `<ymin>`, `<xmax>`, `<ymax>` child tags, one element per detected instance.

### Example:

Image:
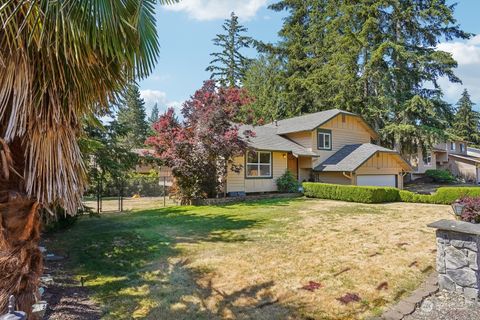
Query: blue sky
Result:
<box><xmin>139</xmin><ymin>0</ymin><xmax>480</xmax><ymax>117</ymax></box>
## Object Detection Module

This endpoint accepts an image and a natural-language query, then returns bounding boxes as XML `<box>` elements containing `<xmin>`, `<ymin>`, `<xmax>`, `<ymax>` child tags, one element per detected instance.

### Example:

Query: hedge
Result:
<box><xmin>303</xmin><ymin>182</ymin><xmax>480</xmax><ymax>205</ymax></box>
<box><xmin>302</xmin><ymin>182</ymin><xmax>399</xmax><ymax>203</ymax></box>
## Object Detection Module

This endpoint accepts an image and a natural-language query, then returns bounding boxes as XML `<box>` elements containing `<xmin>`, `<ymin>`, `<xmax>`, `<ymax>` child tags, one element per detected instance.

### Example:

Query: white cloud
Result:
<box><xmin>140</xmin><ymin>90</ymin><xmax>184</xmax><ymax>116</ymax></box>
<box><xmin>437</xmin><ymin>35</ymin><xmax>480</xmax><ymax>105</ymax></box>
<box><xmin>164</xmin><ymin>0</ymin><xmax>268</xmax><ymax>21</ymax></box>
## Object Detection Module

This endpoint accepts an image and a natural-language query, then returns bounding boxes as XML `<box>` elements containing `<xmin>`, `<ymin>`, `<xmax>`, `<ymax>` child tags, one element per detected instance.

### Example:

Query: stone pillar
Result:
<box><xmin>428</xmin><ymin>219</ymin><xmax>480</xmax><ymax>300</ymax></box>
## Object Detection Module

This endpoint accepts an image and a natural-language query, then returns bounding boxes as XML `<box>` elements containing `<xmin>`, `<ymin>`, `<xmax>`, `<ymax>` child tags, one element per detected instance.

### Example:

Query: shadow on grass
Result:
<box><xmin>47</xmin><ymin>205</ymin><xmax>296</xmax><ymax>319</ymax></box>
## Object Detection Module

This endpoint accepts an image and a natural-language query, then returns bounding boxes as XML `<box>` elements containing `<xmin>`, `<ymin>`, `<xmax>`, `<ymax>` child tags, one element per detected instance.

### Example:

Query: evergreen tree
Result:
<box><xmin>452</xmin><ymin>89</ymin><xmax>479</xmax><ymax>145</ymax></box>
<box><xmin>206</xmin><ymin>12</ymin><xmax>253</xmax><ymax>87</ymax></box>
<box><xmin>117</xmin><ymin>83</ymin><xmax>149</xmax><ymax>149</ymax></box>
<box><xmin>259</xmin><ymin>0</ymin><xmax>470</xmax><ymax>153</ymax></box>
<box><xmin>148</xmin><ymin>103</ymin><xmax>160</xmax><ymax>125</ymax></box>
<box><xmin>243</xmin><ymin>54</ymin><xmax>285</xmax><ymax>122</ymax></box>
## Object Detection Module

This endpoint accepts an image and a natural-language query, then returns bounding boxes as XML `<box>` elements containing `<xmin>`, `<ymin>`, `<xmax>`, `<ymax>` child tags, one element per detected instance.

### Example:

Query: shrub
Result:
<box><xmin>303</xmin><ymin>182</ymin><xmax>399</xmax><ymax>203</ymax></box>
<box><xmin>397</xmin><ymin>187</ymin><xmax>480</xmax><ymax>204</ymax></box>
<box><xmin>457</xmin><ymin>197</ymin><xmax>480</xmax><ymax>223</ymax></box>
<box><xmin>277</xmin><ymin>170</ymin><xmax>301</xmax><ymax>193</ymax></box>
<box><xmin>425</xmin><ymin>169</ymin><xmax>455</xmax><ymax>183</ymax></box>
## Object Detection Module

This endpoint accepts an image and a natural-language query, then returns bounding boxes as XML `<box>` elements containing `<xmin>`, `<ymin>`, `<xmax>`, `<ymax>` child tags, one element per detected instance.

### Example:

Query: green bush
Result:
<box><xmin>277</xmin><ymin>170</ymin><xmax>301</xmax><ymax>193</ymax></box>
<box><xmin>303</xmin><ymin>182</ymin><xmax>399</xmax><ymax>203</ymax></box>
<box><xmin>425</xmin><ymin>169</ymin><xmax>455</xmax><ymax>183</ymax></box>
<box><xmin>303</xmin><ymin>182</ymin><xmax>480</xmax><ymax>205</ymax></box>
<box><xmin>400</xmin><ymin>187</ymin><xmax>480</xmax><ymax>205</ymax></box>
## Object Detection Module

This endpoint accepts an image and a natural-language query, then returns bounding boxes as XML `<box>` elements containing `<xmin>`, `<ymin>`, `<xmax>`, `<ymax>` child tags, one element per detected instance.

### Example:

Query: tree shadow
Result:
<box><xmin>45</xmin><ymin>206</ymin><xmax>299</xmax><ymax>319</ymax></box>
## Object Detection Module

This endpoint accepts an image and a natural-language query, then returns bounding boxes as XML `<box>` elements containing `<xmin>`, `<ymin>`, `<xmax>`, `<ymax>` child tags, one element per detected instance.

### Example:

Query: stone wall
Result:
<box><xmin>430</xmin><ymin>220</ymin><xmax>480</xmax><ymax>300</ymax></box>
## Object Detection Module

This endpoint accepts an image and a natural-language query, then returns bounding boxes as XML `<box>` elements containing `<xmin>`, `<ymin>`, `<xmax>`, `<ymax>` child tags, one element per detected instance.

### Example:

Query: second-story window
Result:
<box><xmin>450</xmin><ymin>142</ymin><xmax>456</xmax><ymax>151</ymax></box>
<box><xmin>317</xmin><ymin>129</ymin><xmax>332</xmax><ymax>150</ymax></box>
<box><xmin>460</xmin><ymin>143</ymin><xmax>465</xmax><ymax>152</ymax></box>
<box><xmin>423</xmin><ymin>152</ymin><xmax>432</xmax><ymax>166</ymax></box>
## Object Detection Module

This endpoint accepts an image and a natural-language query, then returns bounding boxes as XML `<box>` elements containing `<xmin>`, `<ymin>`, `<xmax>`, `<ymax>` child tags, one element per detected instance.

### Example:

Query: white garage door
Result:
<box><xmin>357</xmin><ymin>175</ymin><xmax>397</xmax><ymax>187</ymax></box>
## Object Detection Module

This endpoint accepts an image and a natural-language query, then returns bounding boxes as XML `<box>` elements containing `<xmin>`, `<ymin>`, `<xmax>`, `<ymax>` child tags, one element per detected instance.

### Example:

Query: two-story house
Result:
<box><xmin>410</xmin><ymin>140</ymin><xmax>480</xmax><ymax>184</ymax></box>
<box><xmin>226</xmin><ymin>109</ymin><xmax>412</xmax><ymax>195</ymax></box>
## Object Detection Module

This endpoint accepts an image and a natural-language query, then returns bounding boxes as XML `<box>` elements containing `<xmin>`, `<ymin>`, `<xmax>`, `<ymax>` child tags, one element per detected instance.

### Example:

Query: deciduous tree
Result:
<box><xmin>147</xmin><ymin>81</ymin><xmax>253</xmax><ymax>203</ymax></box>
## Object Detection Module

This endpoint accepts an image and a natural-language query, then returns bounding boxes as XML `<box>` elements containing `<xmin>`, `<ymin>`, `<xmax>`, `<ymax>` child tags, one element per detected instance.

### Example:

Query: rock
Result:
<box><xmin>445</xmin><ymin>246</ymin><xmax>468</xmax><ymax>269</ymax></box>
<box><xmin>40</xmin><ymin>275</ymin><xmax>54</xmax><ymax>286</ymax></box>
<box><xmin>439</xmin><ymin>274</ymin><xmax>456</xmax><ymax>291</ymax></box>
<box><xmin>451</xmin><ymin>238</ymin><xmax>478</xmax><ymax>252</ymax></box>
<box><xmin>447</xmin><ymin>268</ymin><xmax>478</xmax><ymax>288</ymax></box>
<box><xmin>464</xmin><ymin>287</ymin><xmax>479</xmax><ymax>300</ymax></box>
<box><xmin>468</xmin><ymin>252</ymin><xmax>478</xmax><ymax>271</ymax></box>
<box><xmin>32</xmin><ymin>301</ymin><xmax>48</xmax><ymax>319</ymax></box>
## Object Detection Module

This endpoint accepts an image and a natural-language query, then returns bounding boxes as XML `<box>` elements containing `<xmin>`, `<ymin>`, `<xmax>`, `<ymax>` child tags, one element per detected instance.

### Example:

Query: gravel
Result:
<box><xmin>404</xmin><ymin>291</ymin><xmax>480</xmax><ymax>320</ymax></box>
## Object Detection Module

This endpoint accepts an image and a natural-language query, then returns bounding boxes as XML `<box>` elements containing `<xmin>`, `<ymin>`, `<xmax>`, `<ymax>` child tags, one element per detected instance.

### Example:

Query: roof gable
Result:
<box><xmin>314</xmin><ymin>143</ymin><xmax>412</xmax><ymax>172</ymax></box>
<box><xmin>264</xmin><ymin>109</ymin><xmax>378</xmax><ymax>139</ymax></box>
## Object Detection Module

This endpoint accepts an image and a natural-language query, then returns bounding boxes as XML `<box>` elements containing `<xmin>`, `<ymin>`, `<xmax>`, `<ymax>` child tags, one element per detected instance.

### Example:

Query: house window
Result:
<box><xmin>246</xmin><ymin>151</ymin><xmax>272</xmax><ymax>178</ymax></box>
<box><xmin>423</xmin><ymin>152</ymin><xmax>432</xmax><ymax>166</ymax></box>
<box><xmin>317</xmin><ymin>129</ymin><xmax>332</xmax><ymax>150</ymax></box>
<box><xmin>450</xmin><ymin>142</ymin><xmax>456</xmax><ymax>151</ymax></box>
<box><xmin>460</xmin><ymin>143</ymin><xmax>465</xmax><ymax>152</ymax></box>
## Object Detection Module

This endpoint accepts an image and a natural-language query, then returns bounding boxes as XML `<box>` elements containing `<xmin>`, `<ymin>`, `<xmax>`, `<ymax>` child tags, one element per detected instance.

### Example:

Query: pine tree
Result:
<box><xmin>117</xmin><ymin>83</ymin><xmax>149</xmax><ymax>149</ymax></box>
<box><xmin>148</xmin><ymin>103</ymin><xmax>160</xmax><ymax>125</ymax></box>
<box><xmin>206</xmin><ymin>12</ymin><xmax>253</xmax><ymax>87</ymax></box>
<box><xmin>452</xmin><ymin>89</ymin><xmax>479</xmax><ymax>145</ymax></box>
<box><xmin>261</xmin><ymin>0</ymin><xmax>470</xmax><ymax>153</ymax></box>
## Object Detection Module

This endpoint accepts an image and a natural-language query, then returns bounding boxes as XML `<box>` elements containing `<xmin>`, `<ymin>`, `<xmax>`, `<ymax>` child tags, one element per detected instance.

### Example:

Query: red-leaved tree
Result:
<box><xmin>147</xmin><ymin>81</ymin><xmax>253</xmax><ymax>203</ymax></box>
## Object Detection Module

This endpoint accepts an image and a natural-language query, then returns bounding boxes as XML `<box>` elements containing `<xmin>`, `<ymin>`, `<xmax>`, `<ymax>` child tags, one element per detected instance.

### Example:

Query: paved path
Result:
<box><xmin>404</xmin><ymin>291</ymin><xmax>480</xmax><ymax>320</ymax></box>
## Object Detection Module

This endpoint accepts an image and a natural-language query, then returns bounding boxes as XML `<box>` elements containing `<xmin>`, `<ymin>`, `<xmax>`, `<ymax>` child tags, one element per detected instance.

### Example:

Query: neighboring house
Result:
<box><xmin>226</xmin><ymin>109</ymin><xmax>412</xmax><ymax>195</ymax></box>
<box><xmin>410</xmin><ymin>141</ymin><xmax>480</xmax><ymax>184</ymax></box>
<box><xmin>132</xmin><ymin>148</ymin><xmax>173</xmax><ymax>186</ymax></box>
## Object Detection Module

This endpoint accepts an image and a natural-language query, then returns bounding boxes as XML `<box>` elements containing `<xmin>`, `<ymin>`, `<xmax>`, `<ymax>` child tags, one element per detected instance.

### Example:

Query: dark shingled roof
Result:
<box><xmin>239</xmin><ymin>125</ymin><xmax>317</xmax><ymax>157</ymax></box>
<box><xmin>263</xmin><ymin>109</ymin><xmax>360</xmax><ymax>135</ymax></box>
<box><xmin>314</xmin><ymin>143</ymin><xmax>406</xmax><ymax>172</ymax></box>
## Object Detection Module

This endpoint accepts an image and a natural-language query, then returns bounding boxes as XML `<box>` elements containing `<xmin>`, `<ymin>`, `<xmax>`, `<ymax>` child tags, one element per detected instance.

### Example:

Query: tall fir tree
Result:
<box><xmin>452</xmin><ymin>89</ymin><xmax>479</xmax><ymax>145</ymax></box>
<box><xmin>148</xmin><ymin>103</ymin><xmax>160</xmax><ymax>125</ymax></box>
<box><xmin>253</xmin><ymin>0</ymin><xmax>470</xmax><ymax>153</ymax></box>
<box><xmin>117</xmin><ymin>83</ymin><xmax>149</xmax><ymax>149</ymax></box>
<box><xmin>206</xmin><ymin>12</ymin><xmax>253</xmax><ymax>87</ymax></box>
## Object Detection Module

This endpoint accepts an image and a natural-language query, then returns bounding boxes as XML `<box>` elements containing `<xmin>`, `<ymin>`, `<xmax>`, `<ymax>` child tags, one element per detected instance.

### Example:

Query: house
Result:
<box><xmin>410</xmin><ymin>141</ymin><xmax>480</xmax><ymax>184</ymax></box>
<box><xmin>226</xmin><ymin>109</ymin><xmax>412</xmax><ymax>195</ymax></box>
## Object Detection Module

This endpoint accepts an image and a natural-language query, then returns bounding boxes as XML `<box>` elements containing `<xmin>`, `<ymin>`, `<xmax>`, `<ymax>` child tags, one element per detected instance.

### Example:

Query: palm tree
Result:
<box><xmin>0</xmin><ymin>0</ymin><xmax>177</xmax><ymax>315</ymax></box>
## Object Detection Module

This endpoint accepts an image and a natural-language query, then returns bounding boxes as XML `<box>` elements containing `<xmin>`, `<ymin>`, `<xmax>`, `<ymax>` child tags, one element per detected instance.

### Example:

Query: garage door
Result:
<box><xmin>357</xmin><ymin>175</ymin><xmax>397</xmax><ymax>187</ymax></box>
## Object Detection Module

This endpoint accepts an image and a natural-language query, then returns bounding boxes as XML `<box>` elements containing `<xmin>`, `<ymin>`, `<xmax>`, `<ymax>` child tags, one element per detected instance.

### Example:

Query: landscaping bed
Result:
<box><xmin>47</xmin><ymin>198</ymin><xmax>451</xmax><ymax>319</ymax></box>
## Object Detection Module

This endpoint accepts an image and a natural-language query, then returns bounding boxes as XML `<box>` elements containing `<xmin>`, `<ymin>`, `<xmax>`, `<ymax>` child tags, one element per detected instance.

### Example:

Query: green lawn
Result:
<box><xmin>47</xmin><ymin>198</ymin><xmax>451</xmax><ymax>319</ymax></box>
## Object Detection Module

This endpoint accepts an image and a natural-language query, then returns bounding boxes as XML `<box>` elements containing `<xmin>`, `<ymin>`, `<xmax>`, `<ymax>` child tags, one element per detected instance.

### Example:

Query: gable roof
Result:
<box><xmin>264</xmin><ymin>109</ymin><xmax>378</xmax><ymax>138</ymax></box>
<box><xmin>239</xmin><ymin>125</ymin><xmax>317</xmax><ymax>157</ymax></box>
<box><xmin>314</xmin><ymin>143</ymin><xmax>412</xmax><ymax>172</ymax></box>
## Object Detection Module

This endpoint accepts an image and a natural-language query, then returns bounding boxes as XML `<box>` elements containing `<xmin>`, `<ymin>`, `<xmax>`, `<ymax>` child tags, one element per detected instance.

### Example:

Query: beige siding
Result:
<box><xmin>226</xmin><ymin>152</ymin><xmax>288</xmax><ymax>193</ymax></box>
<box><xmin>226</xmin><ymin>155</ymin><xmax>246</xmax><ymax>193</ymax></box>
<box><xmin>446</xmin><ymin>157</ymin><xmax>477</xmax><ymax>183</ymax></box>
<box><xmin>316</xmin><ymin>172</ymin><xmax>352</xmax><ymax>185</ymax></box>
<box><xmin>354</xmin><ymin>152</ymin><xmax>405</xmax><ymax>189</ymax></box>
<box><xmin>284</xmin><ymin>131</ymin><xmax>313</xmax><ymax>150</ymax></box>
<box><xmin>409</xmin><ymin>149</ymin><xmax>437</xmax><ymax>174</ymax></box>
<box><xmin>312</xmin><ymin>115</ymin><xmax>373</xmax><ymax>167</ymax></box>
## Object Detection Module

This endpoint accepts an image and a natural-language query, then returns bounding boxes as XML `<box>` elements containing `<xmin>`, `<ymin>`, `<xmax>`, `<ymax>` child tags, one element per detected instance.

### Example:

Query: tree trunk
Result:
<box><xmin>0</xmin><ymin>138</ymin><xmax>42</xmax><ymax>317</ymax></box>
<box><xmin>0</xmin><ymin>195</ymin><xmax>43</xmax><ymax>317</ymax></box>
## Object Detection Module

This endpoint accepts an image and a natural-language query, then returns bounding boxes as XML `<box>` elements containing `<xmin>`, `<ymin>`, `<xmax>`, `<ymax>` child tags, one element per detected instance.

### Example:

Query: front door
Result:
<box><xmin>287</xmin><ymin>153</ymin><xmax>298</xmax><ymax>180</ymax></box>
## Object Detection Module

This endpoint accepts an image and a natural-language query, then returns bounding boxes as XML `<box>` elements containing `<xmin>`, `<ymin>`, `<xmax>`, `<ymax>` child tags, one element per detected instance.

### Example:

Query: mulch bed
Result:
<box><xmin>43</xmin><ymin>260</ymin><xmax>100</xmax><ymax>320</ymax></box>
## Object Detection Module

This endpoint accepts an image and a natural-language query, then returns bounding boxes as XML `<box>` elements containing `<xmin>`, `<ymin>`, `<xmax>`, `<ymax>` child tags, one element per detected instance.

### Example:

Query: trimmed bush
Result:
<box><xmin>276</xmin><ymin>170</ymin><xmax>301</xmax><ymax>193</ymax></box>
<box><xmin>303</xmin><ymin>182</ymin><xmax>399</xmax><ymax>203</ymax></box>
<box><xmin>425</xmin><ymin>169</ymin><xmax>455</xmax><ymax>183</ymax></box>
<box><xmin>304</xmin><ymin>182</ymin><xmax>480</xmax><ymax>205</ymax></box>
<box><xmin>400</xmin><ymin>187</ymin><xmax>480</xmax><ymax>205</ymax></box>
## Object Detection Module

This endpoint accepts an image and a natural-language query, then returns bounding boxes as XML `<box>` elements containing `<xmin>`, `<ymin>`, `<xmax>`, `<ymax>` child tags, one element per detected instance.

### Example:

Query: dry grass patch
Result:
<box><xmin>49</xmin><ymin>198</ymin><xmax>450</xmax><ymax>319</ymax></box>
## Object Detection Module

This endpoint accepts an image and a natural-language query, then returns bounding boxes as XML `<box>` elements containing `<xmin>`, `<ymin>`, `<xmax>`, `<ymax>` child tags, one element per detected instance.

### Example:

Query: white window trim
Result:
<box><xmin>246</xmin><ymin>151</ymin><xmax>272</xmax><ymax>178</ymax></box>
<box><xmin>450</xmin><ymin>142</ymin><xmax>456</xmax><ymax>151</ymax></box>
<box><xmin>318</xmin><ymin>131</ymin><xmax>332</xmax><ymax>150</ymax></box>
<box><xmin>460</xmin><ymin>143</ymin><xmax>465</xmax><ymax>152</ymax></box>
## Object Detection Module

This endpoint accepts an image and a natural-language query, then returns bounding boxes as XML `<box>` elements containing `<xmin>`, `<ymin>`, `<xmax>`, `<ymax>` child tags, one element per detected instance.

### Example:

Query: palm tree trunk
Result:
<box><xmin>0</xmin><ymin>196</ymin><xmax>43</xmax><ymax>317</ymax></box>
<box><xmin>0</xmin><ymin>138</ymin><xmax>42</xmax><ymax>317</ymax></box>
